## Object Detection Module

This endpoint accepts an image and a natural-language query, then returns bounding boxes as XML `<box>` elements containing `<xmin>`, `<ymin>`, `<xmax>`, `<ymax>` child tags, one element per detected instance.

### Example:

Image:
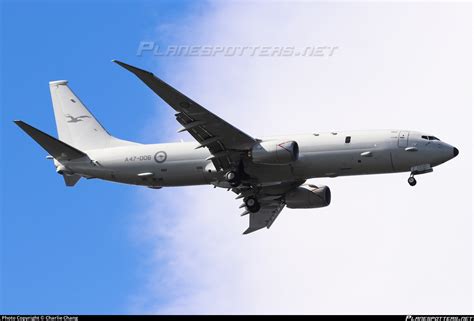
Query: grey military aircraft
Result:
<box><xmin>15</xmin><ymin>61</ymin><xmax>459</xmax><ymax>234</ymax></box>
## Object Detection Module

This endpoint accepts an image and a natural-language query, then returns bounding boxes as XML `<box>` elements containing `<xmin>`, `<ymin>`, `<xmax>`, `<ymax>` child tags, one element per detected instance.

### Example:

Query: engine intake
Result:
<box><xmin>285</xmin><ymin>184</ymin><xmax>331</xmax><ymax>209</ymax></box>
<box><xmin>251</xmin><ymin>140</ymin><xmax>299</xmax><ymax>165</ymax></box>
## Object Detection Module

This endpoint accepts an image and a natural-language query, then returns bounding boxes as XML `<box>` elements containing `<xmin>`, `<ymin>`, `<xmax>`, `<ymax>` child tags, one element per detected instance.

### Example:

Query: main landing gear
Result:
<box><xmin>225</xmin><ymin>170</ymin><xmax>241</xmax><ymax>187</ymax></box>
<box><xmin>408</xmin><ymin>175</ymin><xmax>417</xmax><ymax>186</ymax></box>
<box><xmin>244</xmin><ymin>196</ymin><xmax>261</xmax><ymax>213</ymax></box>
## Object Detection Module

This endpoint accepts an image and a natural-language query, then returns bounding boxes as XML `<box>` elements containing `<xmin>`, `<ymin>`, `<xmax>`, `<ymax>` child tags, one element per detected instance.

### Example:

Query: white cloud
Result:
<box><xmin>131</xmin><ymin>2</ymin><xmax>472</xmax><ymax>314</ymax></box>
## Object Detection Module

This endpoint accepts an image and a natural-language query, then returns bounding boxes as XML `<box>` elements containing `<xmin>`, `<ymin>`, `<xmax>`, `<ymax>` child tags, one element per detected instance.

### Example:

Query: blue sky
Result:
<box><xmin>0</xmin><ymin>0</ymin><xmax>203</xmax><ymax>314</ymax></box>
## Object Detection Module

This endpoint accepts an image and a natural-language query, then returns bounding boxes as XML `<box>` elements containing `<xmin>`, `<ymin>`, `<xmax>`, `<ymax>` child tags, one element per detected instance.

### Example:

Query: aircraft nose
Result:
<box><xmin>453</xmin><ymin>147</ymin><xmax>459</xmax><ymax>158</ymax></box>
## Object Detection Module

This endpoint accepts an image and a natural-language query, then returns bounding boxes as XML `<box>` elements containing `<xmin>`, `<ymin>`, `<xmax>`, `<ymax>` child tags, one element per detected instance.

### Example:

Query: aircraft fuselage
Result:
<box><xmin>64</xmin><ymin>129</ymin><xmax>457</xmax><ymax>188</ymax></box>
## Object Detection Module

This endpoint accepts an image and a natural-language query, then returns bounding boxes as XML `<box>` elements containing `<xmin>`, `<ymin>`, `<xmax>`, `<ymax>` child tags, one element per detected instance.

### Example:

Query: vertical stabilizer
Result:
<box><xmin>49</xmin><ymin>80</ymin><xmax>134</xmax><ymax>150</ymax></box>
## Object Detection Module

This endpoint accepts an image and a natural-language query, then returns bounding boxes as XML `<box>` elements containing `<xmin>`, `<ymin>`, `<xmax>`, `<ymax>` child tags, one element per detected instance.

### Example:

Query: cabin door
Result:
<box><xmin>398</xmin><ymin>131</ymin><xmax>409</xmax><ymax>148</ymax></box>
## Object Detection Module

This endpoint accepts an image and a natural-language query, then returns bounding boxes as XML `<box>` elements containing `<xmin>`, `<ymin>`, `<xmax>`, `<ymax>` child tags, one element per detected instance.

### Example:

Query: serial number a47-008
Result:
<box><xmin>124</xmin><ymin>155</ymin><xmax>152</xmax><ymax>162</ymax></box>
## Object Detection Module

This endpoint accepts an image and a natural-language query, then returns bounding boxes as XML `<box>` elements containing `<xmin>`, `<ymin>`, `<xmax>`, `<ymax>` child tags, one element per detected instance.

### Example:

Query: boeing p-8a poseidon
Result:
<box><xmin>15</xmin><ymin>61</ymin><xmax>459</xmax><ymax>234</ymax></box>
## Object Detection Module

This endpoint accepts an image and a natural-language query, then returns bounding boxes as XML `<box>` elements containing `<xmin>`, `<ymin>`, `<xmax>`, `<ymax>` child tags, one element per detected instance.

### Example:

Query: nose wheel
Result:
<box><xmin>408</xmin><ymin>175</ymin><xmax>417</xmax><ymax>186</ymax></box>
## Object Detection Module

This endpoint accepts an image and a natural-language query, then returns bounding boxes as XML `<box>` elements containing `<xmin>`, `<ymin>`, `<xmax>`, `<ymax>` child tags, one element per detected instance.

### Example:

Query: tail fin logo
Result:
<box><xmin>65</xmin><ymin>114</ymin><xmax>91</xmax><ymax>123</ymax></box>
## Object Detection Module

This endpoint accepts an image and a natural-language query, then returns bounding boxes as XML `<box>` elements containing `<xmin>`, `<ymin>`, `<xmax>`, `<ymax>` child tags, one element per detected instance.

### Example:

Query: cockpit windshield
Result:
<box><xmin>421</xmin><ymin>135</ymin><xmax>440</xmax><ymax>141</ymax></box>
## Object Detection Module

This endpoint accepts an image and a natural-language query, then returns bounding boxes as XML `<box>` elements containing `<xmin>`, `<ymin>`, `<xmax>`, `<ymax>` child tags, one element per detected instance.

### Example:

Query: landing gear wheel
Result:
<box><xmin>225</xmin><ymin>171</ymin><xmax>236</xmax><ymax>181</ymax></box>
<box><xmin>225</xmin><ymin>170</ymin><xmax>241</xmax><ymax>187</ymax></box>
<box><xmin>245</xmin><ymin>197</ymin><xmax>261</xmax><ymax>213</ymax></box>
<box><xmin>408</xmin><ymin>176</ymin><xmax>417</xmax><ymax>186</ymax></box>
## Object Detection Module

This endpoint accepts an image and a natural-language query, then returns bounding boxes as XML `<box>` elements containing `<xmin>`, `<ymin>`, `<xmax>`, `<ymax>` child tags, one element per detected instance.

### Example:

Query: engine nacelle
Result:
<box><xmin>251</xmin><ymin>140</ymin><xmax>299</xmax><ymax>165</ymax></box>
<box><xmin>55</xmin><ymin>162</ymin><xmax>73</xmax><ymax>175</ymax></box>
<box><xmin>285</xmin><ymin>184</ymin><xmax>331</xmax><ymax>209</ymax></box>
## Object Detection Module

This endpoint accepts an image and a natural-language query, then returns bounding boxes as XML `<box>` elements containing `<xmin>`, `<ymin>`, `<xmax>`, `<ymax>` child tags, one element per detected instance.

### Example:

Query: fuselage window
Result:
<box><xmin>345</xmin><ymin>136</ymin><xmax>351</xmax><ymax>144</ymax></box>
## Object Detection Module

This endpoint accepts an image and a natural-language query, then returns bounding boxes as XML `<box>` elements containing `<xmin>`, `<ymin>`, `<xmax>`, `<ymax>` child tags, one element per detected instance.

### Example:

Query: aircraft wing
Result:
<box><xmin>113</xmin><ymin>60</ymin><xmax>256</xmax><ymax>170</ymax></box>
<box><xmin>234</xmin><ymin>180</ymin><xmax>305</xmax><ymax>234</ymax></box>
<box><xmin>243</xmin><ymin>202</ymin><xmax>286</xmax><ymax>234</ymax></box>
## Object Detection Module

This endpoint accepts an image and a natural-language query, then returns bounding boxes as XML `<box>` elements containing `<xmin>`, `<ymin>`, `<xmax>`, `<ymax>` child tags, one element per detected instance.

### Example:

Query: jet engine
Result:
<box><xmin>251</xmin><ymin>140</ymin><xmax>299</xmax><ymax>165</ymax></box>
<box><xmin>55</xmin><ymin>163</ymin><xmax>73</xmax><ymax>175</ymax></box>
<box><xmin>285</xmin><ymin>184</ymin><xmax>331</xmax><ymax>209</ymax></box>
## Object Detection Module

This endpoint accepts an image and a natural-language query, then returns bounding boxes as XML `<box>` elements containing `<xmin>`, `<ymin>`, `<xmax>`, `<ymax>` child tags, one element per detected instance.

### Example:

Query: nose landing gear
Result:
<box><xmin>407</xmin><ymin>164</ymin><xmax>433</xmax><ymax>186</ymax></box>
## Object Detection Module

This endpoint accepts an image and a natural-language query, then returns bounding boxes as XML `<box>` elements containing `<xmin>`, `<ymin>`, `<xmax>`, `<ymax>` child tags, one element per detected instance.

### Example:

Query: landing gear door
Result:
<box><xmin>398</xmin><ymin>131</ymin><xmax>409</xmax><ymax>148</ymax></box>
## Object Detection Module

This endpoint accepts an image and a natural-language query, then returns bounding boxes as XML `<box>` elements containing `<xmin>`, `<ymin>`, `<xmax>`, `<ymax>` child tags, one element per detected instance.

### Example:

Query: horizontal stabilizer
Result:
<box><xmin>14</xmin><ymin>120</ymin><xmax>88</xmax><ymax>161</ymax></box>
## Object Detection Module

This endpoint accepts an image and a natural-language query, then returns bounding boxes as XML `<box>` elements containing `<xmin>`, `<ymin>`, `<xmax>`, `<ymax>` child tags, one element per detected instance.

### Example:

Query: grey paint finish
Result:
<box><xmin>15</xmin><ymin>62</ymin><xmax>458</xmax><ymax>234</ymax></box>
<box><xmin>73</xmin><ymin>129</ymin><xmax>455</xmax><ymax>188</ymax></box>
